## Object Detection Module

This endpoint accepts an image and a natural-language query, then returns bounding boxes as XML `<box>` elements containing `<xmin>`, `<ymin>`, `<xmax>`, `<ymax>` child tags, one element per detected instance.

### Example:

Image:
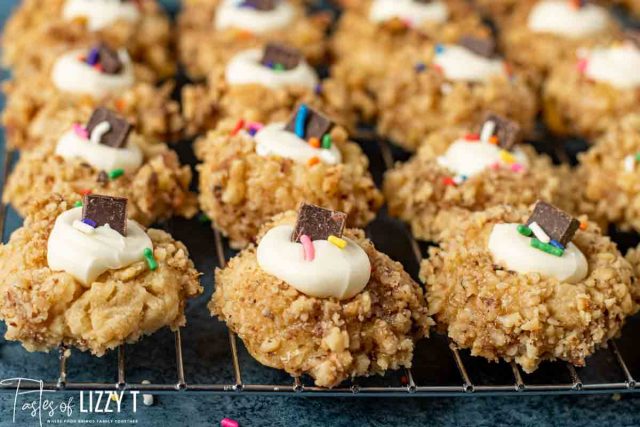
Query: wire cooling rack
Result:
<box><xmin>0</xmin><ymin>132</ymin><xmax>638</xmax><ymax>397</ymax></box>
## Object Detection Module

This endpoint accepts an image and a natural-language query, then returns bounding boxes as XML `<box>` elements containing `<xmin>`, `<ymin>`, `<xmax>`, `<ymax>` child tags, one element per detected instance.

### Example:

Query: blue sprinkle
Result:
<box><xmin>82</xmin><ymin>218</ymin><xmax>97</xmax><ymax>228</ymax></box>
<box><xmin>248</xmin><ymin>128</ymin><xmax>258</xmax><ymax>136</ymax></box>
<box><xmin>550</xmin><ymin>240</ymin><xmax>565</xmax><ymax>250</ymax></box>
<box><xmin>435</xmin><ymin>44</ymin><xmax>445</xmax><ymax>55</ymax></box>
<box><xmin>314</xmin><ymin>83</ymin><xmax>322</xmax><ymax>95</ymax></box>
<box><xmin>87</xmin><ymin>48</ymin><xmax>100</xmax><ymax>66</ymax></box>
<box><xmin>239</xmin><ymin>1</ymin><xmax>255</xmax><ymax>8</ymax></box>
<box><xmin>415</xmin><ymin>62</ymin><xmax>427</xmax><ymax>73</ymax></box>
<box><xmin>294</xmin><ymin>104</ymin><xmax>308</xmax><ymax>139</ymax></box>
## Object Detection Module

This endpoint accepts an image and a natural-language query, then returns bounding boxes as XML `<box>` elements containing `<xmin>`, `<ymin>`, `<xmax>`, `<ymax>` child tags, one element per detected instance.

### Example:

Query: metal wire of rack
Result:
<box><xmin>0</xmin><ymin>134</ymin><xmax>637</xmax><ymax>397</ymax></box>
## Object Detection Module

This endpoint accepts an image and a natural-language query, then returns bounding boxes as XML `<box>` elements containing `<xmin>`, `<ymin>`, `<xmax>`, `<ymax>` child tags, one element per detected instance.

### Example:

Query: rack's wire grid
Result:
<box><xmin>0</xmin><ymin>134</ymin><xmax>638</xmax><ymax>397</ymax></box>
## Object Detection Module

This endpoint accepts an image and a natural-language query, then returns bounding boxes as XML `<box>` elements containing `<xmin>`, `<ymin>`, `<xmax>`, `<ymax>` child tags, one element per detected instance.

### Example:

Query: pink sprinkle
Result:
<box><xmin>489</xmin><ymin>162</ymin><xmax>501</xmax><ymax>170</ymax></box>
<box><xmin>246</xmin><ymin>121</ymin><xmax>264</xmax><ymax>131</ymax></box>
<box><xmin>221</xmin><ymin>419</ymin><xmax>239</xmax><ymax>427</ymax></box>
<box><xmin>300</xmin><ymin>234</ymin><xmax>315</xmax><ymax>262</ymax></box>
<box><xmin>72</xmin><ymin>123</ymin><xmax>89</xmax><ymax>139</ymax></box>
<box><xmin>511</xmin><ymin>163</ymin><xmax>524</xmax><ymax>173</ymax></box>
<box><xmin>577</xmin><ymin>58</ymin><xmax>588</xmax><ymax>74</ymax></box>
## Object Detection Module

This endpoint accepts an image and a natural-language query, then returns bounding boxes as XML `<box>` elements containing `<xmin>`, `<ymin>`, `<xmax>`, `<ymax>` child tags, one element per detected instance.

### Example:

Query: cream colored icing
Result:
<box><xmin>437</xmin><ymin>139</ymin><xmax>529</xmax><ymax>177</ymax></box>
<box><xmin>433</xmin><ymin>45</ymin><xmax>506</xmax><ymax>82</ymax></box>
<box><xmin>55</xmin><ymin>128</ymin><xmax>143</xmax><ymax>173</ymax></box>
<box><xmin>257</xmin><ymin>225</ymin><xmax>371</xmax><ymax>300</ymax></box>
<box><xmin>51</xmin><ymin>49</ymin><xmax>134</xmax><ymax>98</ymax></box>
<box><xmin>369</xmin><ymin>0</ymin><xmax>448</xmax><ymax>26</ymax></box>
<box><xmin>488</xmin><ymin>223</ymin><xmax>588</xmax><ymax>284</ymax></box>
<box><xmin>225</xmin><ymin>48</ymin><xmax>318</xmax><ymax>90</ymax></box>
<box><xmin>47</xmin><ymin>207</ymin><xmax>153</xmax><ymax>285</ymax></box>
<box><xmin>63</xmin><ymin>0</ymin><xmax>140</xmax><ymax>31</ymax></box>
<box><xmin>254</xmin><ymin>123</ymin><xmax>342</xmax><ymax>165</ymax></box>
<box><xmin>584</xmin><ymin>44</ymin><xmax>640</xmax><ymax>89</ymax></box>
<box><xmin>214</xmin><ymin>0</ymin><xmax>295</xmax><ymax>34</ymax></box>
<box><xmin>527</xmin><ymin>0</ymin><xmax>609</xmax><ymax>39</ymax></box>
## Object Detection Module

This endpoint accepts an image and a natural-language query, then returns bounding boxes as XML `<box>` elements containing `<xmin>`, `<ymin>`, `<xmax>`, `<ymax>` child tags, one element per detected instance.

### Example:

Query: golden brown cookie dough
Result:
<box><xmin>177</xmin><ymin>0</ymin><xmax>329</xmax><ymax>81</ymax></box>
<box><xmin>500</xmin><ymin>0</ymin><xmax>620</xmax><ymax>84</ymax></box>
<box><xmin>376</xmin><ymin>60</ymin><xmax>536</xmax><ymax>152</ymax></box>
<box><xmin>4</xmin><ymin>132</ymin><xmax>197</xmax><ymax>226</ymax></box>
<box><xmin>2</xmin><ymin>0</ymin><xmax>174</xmax><ymax>80</ymax></box>
<box><xmin>210</xmin><ymin>210</ymin><xmax>432</xmax><ymax>388</ymax></box>
<box><xmin>197</xmin><ymin>119</ymin><xmax>383</xmax><ymax>249</ymax></box>
<box><xmin>421</xmin><ymin>204</ymin><xmax>639</xmax><ymax>373</ymax></box>
<box><xmin>182</xmin><ymin>67</ymin><xmax>354</xmax><ymax>137</ymax></box>
<box><xmin>573</xmin><ymin>114</ymin><xmax>640</xmax><ymax>232</ymax></box>
<box><xmin>543</xmin><ymin>43</ymin><xmax>640</xmax><ymax>139</ymax></box>
<box><xmin>384</xmin><ymin>126</ymin><xmax>569</xmax><ymax>242</ymax></box>
<box><xmin>2</xmin><ymin>62</ymin><xmax>182</xmax><ymax>150</ymax></box>
<box><xmin>471</xmin><ymin>0</ymin><xmax>518</xmax><ymax>25</ymax></box>
<box><xmin>330</xmin><ymin>0</ymin><xmax>491</xmax><ymax>122</ymax></box>
<box><xmin>0</xmin><ymin>195</ymin><xmax>203</xmax><ymax>355</ymax></box>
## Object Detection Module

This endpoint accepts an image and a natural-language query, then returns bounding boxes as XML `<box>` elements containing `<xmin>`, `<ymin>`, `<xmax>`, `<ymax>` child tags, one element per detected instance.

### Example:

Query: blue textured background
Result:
<box><xmin>0</xmin><ymin>1</ymin><xmax>639</xmax><ymax>426</ymax></box>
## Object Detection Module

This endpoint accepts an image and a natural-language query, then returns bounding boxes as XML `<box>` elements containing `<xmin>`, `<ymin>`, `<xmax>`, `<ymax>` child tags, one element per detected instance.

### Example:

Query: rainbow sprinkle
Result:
<box><xmin>300</xmin><ymin>235</ymin><xmax>315</xmax><ymax>261</ymax></box>
<box><xmin>321</xmin><ymin>134</ymin><xmax>332</xmax><ymax>149</ymax></box>
<box><xmin>328</xmin><ymin>235</ymin><xmax>347</xmax><ymax>249</ymax></box>
<box><xmin>295</xmin><ymin>105</ymin><xmax>309</xmax><ymax>138</ymax></box>
<box><xmin>143</xmin><ymin>248</ymin><xmax>158</xmax><ymax>271</ymax></box>
<box><xmin>109</xmin><ymin>168</ymin><xmax>125</xmax><ymax>180</ymax></box>
<box><xmin>72</xmin><ymin>123</ymin><xmax>89</xmax><ymax>139</ymax></box>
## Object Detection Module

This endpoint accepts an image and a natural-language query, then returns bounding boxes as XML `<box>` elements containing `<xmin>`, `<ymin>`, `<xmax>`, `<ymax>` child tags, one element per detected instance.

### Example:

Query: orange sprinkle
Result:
<box><xmin>231</xmin><ymin>119</ymin><xmax>245</xmax><ymax>136</ymax></box>
<box><xmin>78</xmin><ymin>189</ymin><xmax>92</xmax><ymax>196</ymax></box>
<box><xmin>115</xmin><ymin>99</ymin><xmax>126</xmax><ymax>112</ymax></box>
<box><xmin>307</xmin><ymin>157</ymin><xmax>320</xmax><ymax>167</ymax></box>
<box><xmin>580</xmin><ymin>221</ymin><xmax>588</xmax><ymax>231</ymax></box>
<box><xmin>489</xmin><ymin>135</ymin><xmax>499</xmax><ymax>145</ymax></box>
<box><xmin>309</xmin><ymin>137</ymin><xmax>320</xmax><ymax>148</ymax></box>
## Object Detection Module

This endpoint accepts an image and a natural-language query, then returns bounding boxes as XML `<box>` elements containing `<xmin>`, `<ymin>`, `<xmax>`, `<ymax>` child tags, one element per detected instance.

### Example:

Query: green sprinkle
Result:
<box><xmin>635</xmin><ymin>152</ymin><xmax>640</xmax><ymax>162</ymax></box>
<box><xmin>143</xmin><ymin>248</ymin><xmax>158</xmax><ymax>271</ymax></box>
<box><xmin>531</xmin><ymin>238</ymin><xmax>564</xmax><ymax>257</ymax></box>
<box><xmin>274</xmin><ymin>63</ymin><xmax>285</xmax><ymax>72</ymax></box>
<box><xmin>198</xmin><ymin>213</ymin><xmax>211</xmax><ymax>224</ymax></box>
<box><xmin>108</xmin><ymin>168</ymin><xmax>125</xmax><ymax>180</ymax></box>
<box><xmin>321</xmin><ymin>134</ymin><xmax>332</xmax><ymax>149</ymax></box>
<box><xmin>74</xmin><ymin>201</ymin><xmax>83</xmax><ymax>208</ymax></box>
<box><xmin>517</xmin><ymin>224</ymin><xmax>532</xmax><ymax>237</ymax></box>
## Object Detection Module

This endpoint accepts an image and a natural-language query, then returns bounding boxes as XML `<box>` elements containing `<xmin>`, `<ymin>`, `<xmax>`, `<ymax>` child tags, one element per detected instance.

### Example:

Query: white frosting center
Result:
<box><xmin>437</xmin><ymin>139</ymin><xmax>529</xmax><ymax>177</ymax></box>
<box><xmin>527</xmin><ymin>0</ymin><xmax>609</xmax><ymax>39</ymax></box>
<box><xmin>63</xmin><ymin>0</ymin><xmax>140</xmax><ymax>31</ymax></box>
<box><xmin>225</xmin><ymin>49</ymin><xmax>318</xmax><ymax>90</ymax></box>
<box><xmin>369</xmin><ymin>0</ymin><xmax>448</xmax><ymax>26</ymax></box>
<box><xmin>51</xmin><ymin>49</ymin><xmax>135</xmax><ymax>98</ymax></box>
<box><xmin>254</xmin><ymin>123</ymin><xmax>342</xmax><ymax>165</ymax></box>
<box><xmin>257</xmin><ymin>225</ymin><xmax>371</xmax><ymax>300</ymax></box>
<box><xmin>55</xmin><ymin>128</ymin><xmax>143</xmax><ymax>173</ymax></box>
<box><xmin>47</xmin><ymin>207</ymin><xmax>152</xmax><ymax>285</ymax></box>
<box><xmin>584</xmin><ymin>44</ymin><xmax>640</xmax><ymax>89</ymax></box>
<box><xmin>488</xmin><ymin>223</ymin><xmax>588</xmax><ymax>284</ymax></box>
<box><xmin>214</xmin><ymin>0</ymin><xmax>295</xmax><ymax>34</ymax></box>
<box><xmin>434</xmin><ymin>45</ymin><xmax>506</xmax><ymax>82</ymax></box>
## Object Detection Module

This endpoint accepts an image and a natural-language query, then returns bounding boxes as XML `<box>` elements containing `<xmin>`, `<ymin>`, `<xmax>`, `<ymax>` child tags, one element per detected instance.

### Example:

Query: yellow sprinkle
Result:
<box><xmin>499</xmin><ymin>150</ymin><xmax>516</xmax><ymax>164</ymax></box>
<box><xmin>328</xmin><ymin>235</ymin><xmax>347</xmax><ymax>249</ymax></box>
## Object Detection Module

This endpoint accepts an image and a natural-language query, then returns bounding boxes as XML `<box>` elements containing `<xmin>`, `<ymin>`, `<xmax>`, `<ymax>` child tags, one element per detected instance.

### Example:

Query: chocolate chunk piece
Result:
<box><xmin>291</xmin><ymin>203</ymin><xmax>347</xmax><ymax>243</ymax></box>
<box><xmin>241</xmin><ymin>0</ymin><xmax>277</xmax><ymax>11</ymax></box>
<box><xmin>478</xmin><ymin>112</ymin><xmax>522</xmax><ymax>150</ymax></box>
<box><xmin>97</xmin><ymin>170</ymin><xmax>109</xmax><ymax>185</ymax></box>
<box><xmin>260</xmin><ymin>43</ymin><xmax>302</xmax><ymax>70</ymax></box>
<box><xmin>526</xmin><ymin>201</ymin><xmax>580</xmax><ymax>247</ymax></box>
<box><xmin>86</xmin><ymin>107</ymin><xmax>132</xmax><ymax>149</ymax></box>
<box><xmin>97</xmin><ymin>43</ymin><xmax>123</xmax><ymax>75</ymax></box>
<box><xmin>82</xmin><ymin>194</ymin><xmax>128</xmax><ymax>236</ymax></box>
<box><xmin>625</xmin><ymin>30</ymin><xmax>640</xmax><ymax>49</ymax></box>
<box><xmin>284</xmin><ymin>105</ymin><xmax>334</xmax><ymax>140</ymax></box>
<box><xmin>459</xmin><ymin>35</ymin><xmax>497</xmax><ymax>58</ymax></box>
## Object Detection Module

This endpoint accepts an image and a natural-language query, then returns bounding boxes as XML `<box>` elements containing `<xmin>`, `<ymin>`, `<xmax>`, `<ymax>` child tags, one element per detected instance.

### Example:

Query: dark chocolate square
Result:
<box><xmin>86</xmin><ymin>107</ymin><xmax>132</xmax><ymax>149</ymax></box>
<box><xmin>260</xmin><ymin>43</ymin><xmax>302</xmax><ymax>70</ymax></box>
<box><xmin>478</xmin><ymin>112</ymin><xmax>522</xmax><ymax>151</ymax></box>
<box><xmin>526</xmin><ymin>201</ymin><xmax>580</xmax><ymax>247</ymax></box>
<box><xmin>241</xmin><ymin>0</ymin><xmax>277</xmax><ymax>11</ymax></box>
<box><xmin>97</xmin><ymin>43</ymin><xmax>123</xmax><ymax>75</ymax></box>
<box><xmin>459</xmin><ymin>35</ymin><xmax>497</xmax><ymax>58</ymax></box>
<box><xmin>82</xmin><ymin>194</ymin><xmax>128</xmax><ymax>236</ymax></box>
<box><xmin>291</xmin><ymin>203</ymin><xmax>347</xmax><ymax>243</ymax></box>
<box><xmin>284</xmin><ymin>105</ymin><xmax>333</xmax><ymax>140</ymax></box>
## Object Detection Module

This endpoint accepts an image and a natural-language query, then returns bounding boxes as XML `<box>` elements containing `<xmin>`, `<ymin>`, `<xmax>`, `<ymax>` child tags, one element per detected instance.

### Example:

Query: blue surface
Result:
<box><xmin>0</xmin><ymin>1</ymin><xmax>639</xmax><ymax>426</ymax></box>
